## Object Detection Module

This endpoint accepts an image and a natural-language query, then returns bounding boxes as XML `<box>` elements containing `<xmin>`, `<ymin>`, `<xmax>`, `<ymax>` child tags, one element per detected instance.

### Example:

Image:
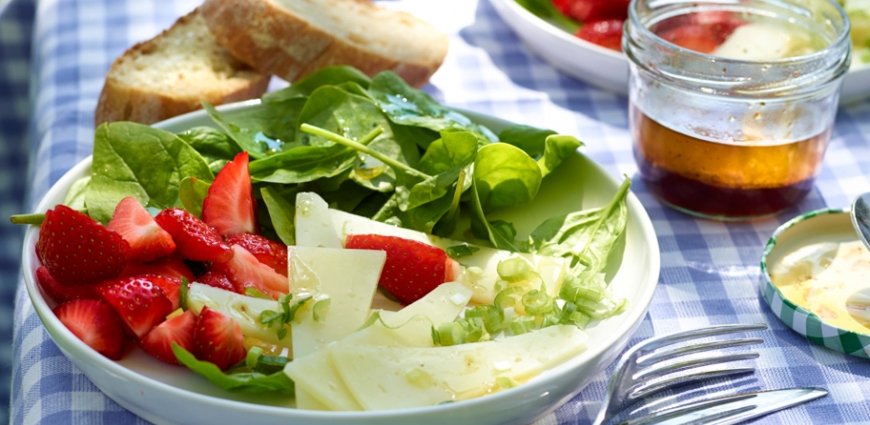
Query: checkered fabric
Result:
<box><xmin>6</xmin><ymin>0</ymin><xmax>870</xmax><ymax>424</ymax></box>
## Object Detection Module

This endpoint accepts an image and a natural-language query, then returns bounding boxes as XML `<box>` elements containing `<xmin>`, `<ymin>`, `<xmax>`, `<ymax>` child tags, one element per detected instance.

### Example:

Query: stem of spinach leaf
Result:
<box><xmin>444</xmin><ymin>168</ymin><xmax>466</xmax><ymax>223</ymax></box>
<box><xmin>299</xmin><ymin>124</ymin><xmax>432</xmax><ymax>180</ymax></box>
<box><xmin>572</xmin><ymin>176</ymin><xmax>631</xmax><ymax>265</ymax></box>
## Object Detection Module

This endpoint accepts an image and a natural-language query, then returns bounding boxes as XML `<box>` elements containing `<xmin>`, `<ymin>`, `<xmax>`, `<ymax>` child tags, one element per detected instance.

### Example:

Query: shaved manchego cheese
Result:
<box><xmin>295</xmin><ymin>192</ymin><xmax>342</xmax><ymax>249</ymax></box>
<box><xmin>186</xmin><ymin>283</ymin><xmax>291</xmax><ymax>349</ymax></box>
<box><xmin>329</xmin><ymin>325</ymin><xmax>588</xmax><ymax>410</ymax></box>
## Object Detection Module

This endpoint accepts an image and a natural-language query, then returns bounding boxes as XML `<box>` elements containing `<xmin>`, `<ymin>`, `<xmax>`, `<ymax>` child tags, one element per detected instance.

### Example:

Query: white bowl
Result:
<box><xmin>22</xmin><ymin>101</ymin><xmax>661</xmax><ymax>425</ymax></box>
<box><xmin>489</xmin><ymin>0</ymin><xmax>870</xmax><ymax>104</ymax></box>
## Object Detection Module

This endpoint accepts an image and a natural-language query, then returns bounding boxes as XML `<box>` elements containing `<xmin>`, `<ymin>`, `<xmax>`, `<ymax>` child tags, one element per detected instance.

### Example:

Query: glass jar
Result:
<box><xmin>624</xmin><ymin>0</ymin><xmax>851</xmax><ymax>221</ymax></box>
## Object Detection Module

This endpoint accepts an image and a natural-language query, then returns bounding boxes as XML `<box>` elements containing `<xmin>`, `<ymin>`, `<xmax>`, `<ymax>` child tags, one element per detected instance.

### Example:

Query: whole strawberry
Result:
<box><xmin>345</xmin><ymin>234</ymin><xmax>460</xmax><ymax>304</ymax></box>
<box><xmin>36</xmin><ymin>205</ymin><xmax>129</xmax><ymax>286</ymax></box>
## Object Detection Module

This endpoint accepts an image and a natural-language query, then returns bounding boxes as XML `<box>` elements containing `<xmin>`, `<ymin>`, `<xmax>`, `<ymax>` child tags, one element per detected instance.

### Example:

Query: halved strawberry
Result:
<box><xmin>202</xmin><ymin>152</ymin><xmax>258</xmax><ymax>237</ymax></box>
<box><xmin>108</xmin><ymin>197</ymin><xmax>176</xmax><ymax>262</ymax></box>
<box><xmin>197</xmin><ymin>271</ymin><xmax>235</xmax><ymax>293</ymax></box>
<box><xmin>54</xmin><ymin>299</ymin><xmax>125</xmax><ymax>360</ymax></box>
<box><xmin>154</xmin><ymin>208</ymin><xmax>233</xmax><ymax>263</ymax></box>
<box><xmin>345</xmin><ymin>234</ymin><xmax>460</xmax><ymax>304</ymax></box>
<box><xmin>36</xmin><ymin>205</ymin><xmax>129</xmax><ymax>286</ymax></box>
<box><xmin>212</xmin><ymin>246</ymin><xmax>289</xmax><ymax>298</ymax></box>
<box><xmin>575</xmin><ymin>19</ymin><xmax>624</xmax><ymax>52</ymax></box>
<box><xmin>36</xmin><ymin>266</ymin><xmax>98</xmax><ymax>303</ymax></box>
<box><xmin>226</xmin><ymin>233</ymin><xmax>288</xmax><ymax>276</ymax></box>
<box><xmin>99</xmin><ymin>275</ymin><xmax>174</xmax><ymax>339</ymax></box>
<box><xmin>193</xmin><ymin>307</ymin><xmax>246</xmax><ymax>371</ymax></box>
<box><xmin>141</xmin><ymin>310</ymin><xmax>196</xmax><ymax>365</ymax></box>
<box><xmin>141</xmin><ymin>274</ymin><xmax>182</xmax><ymax>311</ymax></box>
<box><xmin>119</xmin><ymin>254</ymin><xmax>196</xmax><ymax>283</ymax></box>
<box><xmin>657</xmin><ymin>25</ymin><xmax>719</xmax><ymax>54</ymax></box>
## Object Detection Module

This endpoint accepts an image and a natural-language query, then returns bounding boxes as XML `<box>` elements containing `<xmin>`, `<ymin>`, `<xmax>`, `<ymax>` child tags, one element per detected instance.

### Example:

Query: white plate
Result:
<box><xmin>490</xmin><ymin>0</ymin><xmax>870</xmax><ymax>104</ymax></box>
<box><xmin>22</xmin><ymin>101</ymin><xmax>661</xmax><ymax>425</ymax></box>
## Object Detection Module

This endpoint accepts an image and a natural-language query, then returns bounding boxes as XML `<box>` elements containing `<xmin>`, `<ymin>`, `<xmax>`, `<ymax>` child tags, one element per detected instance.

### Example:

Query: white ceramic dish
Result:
<box><xmin>489</xmin><ymin>0</ymin><xmax>870</xmax><ymax>104</ymax></box>
<box><xmin>22</xmin><ymin>101</ymin><xmax>661</xmax><ymax>425</ymax></box>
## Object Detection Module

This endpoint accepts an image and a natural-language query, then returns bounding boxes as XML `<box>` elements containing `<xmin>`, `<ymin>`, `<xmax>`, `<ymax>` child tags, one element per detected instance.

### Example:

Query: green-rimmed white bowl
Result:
<box><xmin>760</xmin><ymin>208</ymin><xmax>870</xmax><ymax>358</ymax></box>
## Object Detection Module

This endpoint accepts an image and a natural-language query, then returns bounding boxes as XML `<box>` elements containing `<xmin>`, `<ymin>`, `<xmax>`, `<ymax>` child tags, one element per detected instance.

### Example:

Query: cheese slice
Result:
<box><xmin>186</xmin><ymin>283</ymin><xmax>291</xmax><ymax>349</ymax></box>
<box><xmin>295</xmin><ymin>192</ymin><xmax>342</xmax><ymax>249</ymax></box>
<box><xmin>284</xmin><ymin>282</ymin><xmax>472</xmax><ymax>411</ymax></box>
<box><xmin>330</xmin><ymin>209</ymin><xmax>568</xmax><ymax>303</ymax></box>
<box><xmin>329</xmin><ymin>325</ymin><xmax>588</xmax><ymax>410</ymax></box>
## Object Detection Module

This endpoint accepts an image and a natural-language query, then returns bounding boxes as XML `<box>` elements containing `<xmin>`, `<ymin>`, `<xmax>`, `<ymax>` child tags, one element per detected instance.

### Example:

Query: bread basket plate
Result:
<box><xmin>22</xmin><ymin>100</ymin><xmax>661</xmax><ymax>425</ymax></box>
<box><xmin>489</xmin><ymin>0</ymin><xmax>870</xmax><ymax>104</ymax></box>
<box><xmin>760</xmin><ymin>208</ymin><xmax>870</xmax><ymax>359</ymax></box>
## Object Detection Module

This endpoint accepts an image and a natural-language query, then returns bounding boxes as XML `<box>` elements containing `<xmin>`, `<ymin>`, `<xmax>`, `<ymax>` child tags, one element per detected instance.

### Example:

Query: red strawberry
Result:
<box><xmin>36</xmin><ymin>266</ymin><xmax>98</xmax><ymax>303</ymax></box>
<box><xmin>36</xmin><ymin>205</ymin><xmax>129</xmax><ymax>286</ymax></box>
<box><xmin>140</xmin><ymin>274</ymin><xmax>182</xmax><ymax>311</ymax></box>
<box><xmin>212</xmin><ymin>246</ymin><xmax>289</xmax><ymax>298</ymax></box>
<box><xmin>575</xmin><ymin>19</ymin><xmax>624</xmax><ymax>52</ymax></box>
<box><xmin>202</xmin><ymin>152</ymin><xmax>258</xmax><ymax>237</ymax></box>
<box><xmin>99</xmin><ymin>275</ymin><xmax>174</xmax><ymax>339</ymax></box>
<box><xmin>563</xmin><ymin>0</ymin><xmax>630</xmax><ymax>22</ymax></box>
<box><xmin>141</xmin><ymin>310</ymin><xmax>196</xmax><ymax>365</ymax></box>
<box><xmin>345</xmin><ymin>235</ymin><xmax>460</xmax><ymax>304</ymax></box>
<box><xmin>154</xmin><ymin>208</ymin><xmax>232</xmax><ymax>263</ymax></box>
<box><xmin>197</xmin><ymin>271</ymin><xmax>236</xmax><ymax>293</ymax></box>
<box><xmin>107</xmin><ymin>197</ymin><xmax>176</xmax><ymax>262</ymax></box>
<box><xmin>226</xmin><ymin>233</ymin><xmax>288</xmax><ymax>276</ymax></box>
<box><xmin>54</xmin><ymin>299</ymin><xmax>125</xmax><ymax>360</ymax></box>
<box><xmin>693</xmin><ymin>11</ymin><xmax>745</xmax><ymax>44</ymax></box>
<box><xmin>657</xmin><ymin>25</ymin><xmax>719</xmax><ymax>54</ymax></box>
<box><xmin>193</xmin><ymin>307</ymin><xmax>246</xmax><ymax>371</ymax></box>
<box><xmin>120</xmin><ymin>254</ymin><xmax>196</xmax><ymax>283</ymax></box>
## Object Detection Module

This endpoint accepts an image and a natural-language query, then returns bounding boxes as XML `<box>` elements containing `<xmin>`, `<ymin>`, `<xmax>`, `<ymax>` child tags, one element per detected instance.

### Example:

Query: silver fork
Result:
<box><xmin>593</xmin><ymin>323</ymin><xmax>777</xmax><ymax>425</ymax></box>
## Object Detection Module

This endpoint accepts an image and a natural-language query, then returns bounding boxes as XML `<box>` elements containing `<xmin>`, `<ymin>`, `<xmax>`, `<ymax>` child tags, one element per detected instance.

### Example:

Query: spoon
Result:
<box><xmin>851</xmin><ymin>193</ymin><xmax>870</xmax><ymax>252</ymax></box>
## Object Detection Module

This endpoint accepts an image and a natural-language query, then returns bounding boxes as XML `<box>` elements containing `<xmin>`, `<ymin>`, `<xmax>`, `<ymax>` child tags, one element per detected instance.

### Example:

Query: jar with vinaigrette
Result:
<box><xmin>624</xmin><ymin>0</ymin><xmax>852</xmax><ymax>220</ymax></box>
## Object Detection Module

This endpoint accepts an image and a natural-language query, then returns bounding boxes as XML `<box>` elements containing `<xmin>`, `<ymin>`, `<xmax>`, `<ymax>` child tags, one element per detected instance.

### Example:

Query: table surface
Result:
<box><xmin>6</xmin><ymin>0</ymin><xmax>870</xmax><ymax>424</ymax></box>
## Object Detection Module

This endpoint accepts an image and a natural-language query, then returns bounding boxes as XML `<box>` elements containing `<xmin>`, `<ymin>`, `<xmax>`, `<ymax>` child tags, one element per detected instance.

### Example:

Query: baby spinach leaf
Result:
<box><xmin>367</xmin><ymin>71</ymin><xmax>498</xmax><ymax>142</ymax></box>
<box><xmin>173</xmin><ymin>344</ymin><xmax>294</xmax><ymax>395</ymax></box>
<box><xmin>85</xmin><ymin>122</ymin><xmax>214</xmax><ymax>224</ymax></box>
<box><xmin>405</xmin><ymin>130</ymin><xmax>478</xmax><ymax>211</ymax></box>
<box><xmin>498</xmin><ymin>125</ymin><xmax>583</xmax><ymax>178</ymax></box>
<box><xmin>177</xmin><ymin>126</ymin><xmax>241</xmax><ymax>175</ymax></box>
<box><xmin>263</xmin><ymin>66</ymin><xmax>372</xmax><ymax>103</ymax></box>
<box><xmin>538</xmin><ymin>135</ymin><xmax>583</xmax><ymax>178</ymax></box>
<box><xmin>528</xmin><ymin>178</ymin><xmax>631</xmax><ymax>272</ymax></box>
<box><xmin>178</xmin><ymin>176</ymin><xmax>211</xmax><ymax>219</ymax></box>
<box><xmin>469</xmin><ymin>178</ymin><xmax>521</xmax><ymax>251</ymax></box>
<box><xmin>62</xmin><ymin>175</ymin><xmax>91</xmax><ymax>211</ymax></box>
<box><xmin>260</xmin><ymin>186</ymin><xmax>296</xmax><ymax>246</ymax></box>
<box><xmin>473</xmin><ymin>143</ymin><xmax>542</xmax><ymax>213</ymax></box>
<box><xmin>203</xmin><ymin>99</ymin><xmax>306</xmax><ymax>160</ymax></box>
<box><xmin>445</xmin><ymin>244</ymin><xmax>480</xmax><ymax>259</ymax></box>
<box><xmin>247</xmin><ymin>144</ymin><xmax>357</xmax><ymax>184</ymax></box>
<box><xmin>514</xmin><ymin>0</ymin><xmax>581</xmax><ymax>32</ymax></box>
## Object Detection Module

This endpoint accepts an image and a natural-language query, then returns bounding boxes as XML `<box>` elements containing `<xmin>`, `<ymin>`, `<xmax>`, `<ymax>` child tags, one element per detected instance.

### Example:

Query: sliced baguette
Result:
<box><xmin>200</xmin><ymin>0</ymin><xmax>448</xmax><ymax>87</ymax></box>
<box><xmin>94</xmin><ymin>8</ymin><xmax>270</xmax><ymax>126</ymax></box>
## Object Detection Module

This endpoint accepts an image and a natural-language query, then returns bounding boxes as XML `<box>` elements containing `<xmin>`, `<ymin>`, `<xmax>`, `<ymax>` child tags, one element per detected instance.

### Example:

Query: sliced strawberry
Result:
<box><xmin>657</xmin><ymin>24</ymin><xmax>719</xmax><ymax>54</ymax></box>
<box><xmin>36</xmin><ymin>266</ymin><xmax>99</xmax><ymax>303</ymax></box>
<box><xmin>197</xmin><ymin>271</ymin><xmax>236</xmax><ymax>293</ymax></box>
<box><xmin>141</xmin><ymin>274</ymin><xmax>182</xmax><ymax>311</ymax></box>
<box><xmin>36</xmin><ymin>205</ymin><xmax>129</xmax><ymax>286</ymax></box>
<box><xmin>99</xmin><ymin>275</ymin><xmax>174</xmax><ymax>339</ymax></box>
<box><xmin>693</xmin><ymin>11</ymin><xmax>745</xmax><ymax>44</ymax></box>
<box><xmin>575</xmin><ymin>19</ymin><xmax>624</xmax><ymax>52</ymax></box>
<box><xmin>154</xmin><ymin>208</ymin><xmax>233</xmax><ymax>263</ymax></box>
<box><xmin>564</xmin><ymin>0</ymin><xmax>630</xmax><ymax>22</ymax></box>
<box><xmin>193</xmin><ymin>307</ymin><xmax>246</xmax><ymax>371</ymax></box>
<box><xmin>141</xmin><ymin>310</ymin><xmax>196</xmax><ymax>365</ymax></box>
<box><xmin>108</xmin><ymin>197</ymin><xmax>176</xmax><ymax>262</ymax></box>
<box><xmin>54</xmin><ymin>299</ymin><xmax>125</xmax><ymax>360</ymax></box>
<box><xmin>345</xmin><ymin>234</ymin><xmax>459</xmax><ymax>304</ymax></box>
<box><xmin>212</xmin><ymin>245</ymin><xmax>289</xmax><ymax>298</ymax></box>
<box><xmin>119</xmin><ymin>254</ymin><xmax>196</xmax><ymax>283</ymax></box>
<box><xmin>225</xmin><ymin>233</ymin><xmax>288</xmax><ymax>276</ymax></box>
<box><xmin>202</xmin><ymin>152</ymin><xmax>258</xmax><ymax>237</ymax></box>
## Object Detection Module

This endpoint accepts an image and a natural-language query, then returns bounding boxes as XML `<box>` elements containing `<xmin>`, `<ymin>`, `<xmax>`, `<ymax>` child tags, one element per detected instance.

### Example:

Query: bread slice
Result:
<box><xmin>200</xmin><ymin>0</ymin><xmax>448</xmax><ymax>87</ymax></box>
<box><xmin>94</xmin><ymin>8</ymin><xmax>270</xmax><ymax>126</ymax></box>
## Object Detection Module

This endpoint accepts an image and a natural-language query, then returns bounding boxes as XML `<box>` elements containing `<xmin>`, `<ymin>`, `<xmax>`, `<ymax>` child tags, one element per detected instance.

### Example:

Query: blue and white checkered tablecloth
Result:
<box><xmin>4</xmin><ymin>0</ymin><xmax>870</xmax><ymax>423</ymax></box>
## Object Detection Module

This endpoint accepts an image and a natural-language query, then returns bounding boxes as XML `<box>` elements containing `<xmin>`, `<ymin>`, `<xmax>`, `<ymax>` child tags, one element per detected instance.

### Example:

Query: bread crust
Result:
<box><xmin>94</xmin><ymin>10</ymin><xmax>270</xmax><ymax>126</ymax></box>
<box><xmin>200</xmin><ymin>0</ymin><xmax>448</xmax><ymax>87</ymax></box>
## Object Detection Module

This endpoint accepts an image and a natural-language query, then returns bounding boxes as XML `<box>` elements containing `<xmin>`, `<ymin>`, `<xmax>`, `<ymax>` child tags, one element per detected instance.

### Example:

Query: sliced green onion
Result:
<box><xmin>277</xmin><ymin>327</ymin><xmax>288</xmax><ymax>340</ymax></box>
<box><xmin>245</xmin><ymin>287</ymin><xmax>272</xmax><ymax>300</ymax></box>
<box><xmin>458</xmin><ymin>317</ymin><xmax>487</xmax><ymax>343</ymax></box>
<box><xmin>286</xmin><ymin>296</ymin><xmax>312</xmax><ymax>322</ymax></box>
<box><xmin>313</xmin><ymin>298</ymin><xmax>331</xmax><ymax>322</ymax></box>
<box><xmin>559</xmin><ymin>271</ymin><xmax>606</xmax><ymax>304</ymax></box>
<box><xmin>437</xmin><ymin>322</ymin><xmax>463</xmax><ymax>346</ymax></box>
<box><xmin>465</xmin><ymin>305</ymin><xmax>504</xmax><ymax>333</ymax></box>
<box><xmin>522</xmin><ymin>289</ymin><xmax>554</xmax><ymax>316</ymax></box>
<box><xmin>496</xmin><ymin>376</ymin><xmax>517</xmax><ymax>389</ymax></box>
<box><xmin>497</xmin><ymin>257</ymin><xmax>534</xmax><ymax>282</ymax></box>
<box><xmin>246</xmin><ymin>346</ymin><xmax>264</xmax><ymax>368</ymax></box>
<box><xmin>510</xmin><ymin>317</ymin><xmax>536</xmax><ymax>335</ymax></box>
<box><xmin>495</xmin><ymin>286</ymin><xmax>525</xmax><ymax>311</ymax></box>
<box><xmin>259</xmin><ymin>310</ymin><xmax>283</xmax><ymax>327</ymax></box>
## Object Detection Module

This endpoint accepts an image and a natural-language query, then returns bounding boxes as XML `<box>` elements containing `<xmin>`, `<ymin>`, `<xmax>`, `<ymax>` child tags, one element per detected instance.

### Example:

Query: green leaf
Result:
<box><xmin>259</xmin><ymin>186</ymin><xmax>296</xmax><ymax>246</ymax></box>
<box><xmin>177</xmin><ymin>126</ymin><xmax>242</xmax><ymax>175</ymax></box>
<box><xmin>62</xmin><ymin>175</ymin><xmax>91</xmax><ymax>211</ymax></box>
<box><xmin>445</xmin><ymin>244</ymin><xmax>480</xmax><ymax>259</ymax></box>
<box><xmin>514</xmin><ymin>0</ymin><xmax>582</xmax><ymax>32</ymax></box>
<box><xmin>85</xmin><ymin>122</ymin><xmax>214</xmax><ymax>224</ymax></box>
<box><xmin>263</xmin><ymin>66</ymin><xmax>372</xmax><ymax>103</ymax></box>
<box><xmin>203</xmin><ymin>100</ymin><xmax>306</xmax><ymax>160</ymax></box>
<box><xmin>172</xmin><ymin>343</ymin><xmax>294</xmax><ymax>395</ymax></box>
<box><xmin>473</xmin><ymin>143</ymin><xmax>542</xmax><ymax>213</ymax></box>
<box><xmin>367</xmin><ymin>71</ymin><xmax>498</xmax><ymax>142</ymax></box>
<box><xmin>178</xmin><ymin>176</ymin><xmax>211</xmax><ymax>219</ymax></box>
<box><xmin>527</xmin><ymin>178</ymin><xmax>631</xmax><ymax>272</ymax></box>
<box><xmin>537</xmin><ymin>135</ymin><xmax>583</xmax><ymax>178</ymax></box>
<box><xmin>498</xmin><ymin>125</ymin><xmax>582</xmax><ymax>178</ymax></box>
<box><xmin>405</xmin><ymin>131</ymin><xmax>478</xmax><ymax>211</ymax></box>
<box><xmin>469</xmin><ymin>177</ymin><xmax>521</xmax><ymax>251</ymax></box>
<box><xmin>247</xmin><ymin>144</ymin><xmax>357</xmax><ymax>184</ymax></box>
